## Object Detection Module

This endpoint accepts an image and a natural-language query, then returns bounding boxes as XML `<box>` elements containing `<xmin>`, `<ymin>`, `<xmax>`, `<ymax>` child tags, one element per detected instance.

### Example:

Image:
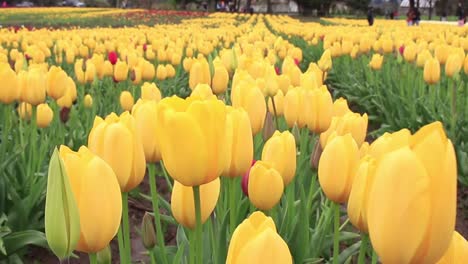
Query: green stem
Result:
<box><xmin>450</xmin><ymin>78</ymin><xmax>457</xmax><ymax>140</ymax></box>
<box><xmin>149</xmin><ymin>250</ymin><xmax>157</xmax><ymax>264</ymax></box>
<box><xmin>117</xmin><ymin>224</ymin><xmax>126</xmax><ymax>264</ymax></box>
<box><xmin>193</xmin><ymin>186</ymin><xmax>203</xmax><ymax>264</ymax></box>
<box><xmin>357</xmin><ymin>234</ymin><xmax>368</xmax><ymax>264</ymax></box>
<box><xmin>229</xmin><ymin>178</ymin><xmax>236</xmax><ymax>234</ymax></box>
<box><xmin>270</xmin><ymin>96</ymin><xmax>280</xmax><ymax>131</ymax></box>
<box><xmin>122</xmin><ymin>192</ymin><xmax>131</xmax><ymax>263</ymax></box>
<box><xmin>89</xmin><ymin>252</ymin><xmax>98</xmax><ymax>264</ymax></box>
<box><xmin>371</xmin><ymin>248</ymin><xmax>378</xmax><ymax>264</ymax></box>
<box><xmin>148</xmin><ymin>163</ymin><xmax>169</xmax><ymax>264</ymax></box>
<box><xmin>332</xmin><ymin>202</ymin><xmax>340</xmax><ymax>264</ymax></box>
<box><xmin>160</xmin><ymin>161</ymin><xmax>173</xmax><ymax>191</ymax></box>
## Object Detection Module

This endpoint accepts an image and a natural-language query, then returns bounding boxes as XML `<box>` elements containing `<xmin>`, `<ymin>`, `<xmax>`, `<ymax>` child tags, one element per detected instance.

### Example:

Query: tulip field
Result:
<box><xmin>1</xmin><ymin>8</ymin><xmax>468</xmax><ymax>264</ymax></box>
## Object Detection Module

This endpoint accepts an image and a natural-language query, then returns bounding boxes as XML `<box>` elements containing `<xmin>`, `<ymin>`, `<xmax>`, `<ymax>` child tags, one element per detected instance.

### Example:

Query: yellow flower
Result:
<box><xmin>267</xmin><ymin>89</ymin><xmax>284</xmax><ymax>116</ymax></box>
<box><xmin>46</xmin><ymin>66</ymin><xmax>68</xmax><ymax>100</ymax></box>
<box><xmin>332</xmin><ymin>97</ymin><xmax>351</xmax><ymax>117</ymax></box>
<box><xmin>132</xmin><ymin>99</ymin><xmax>161</xmax><ymax>163</ymax></box>
<box><xmin>231</xmin><ymin>81</ymin><xmax>266</xmax><ymax>135</ymax></box>
<box><xmin>445</xmin><ymin>54</ymin><xmax>462</xmax><ymax>78</ymax></box>
<box><xmin>19</xmin><ymin>69</ymin><xmax>46</xmax><ymax>106</ymax></box>
<box><xmin>261</xmin><ymin>131</ymin><xmax>296</xmax><ymax>186</ymax></box>
<box><xmin>369</xmin><ymin>54</ymin><xmax>383</xmax><ymax>70</ymax></box>
<box><xmin>119</xmin><ymin>91</ymin><xmax>134</xmax><ymax>112</ymax></box>
<box><xmin>226</xmin><ymin>211</ymin><xmax>292</xmax><ymax>264</ymax></box>
<box><xmin>84</xmin><ymin>94</ymin><xmax>93</xmax><ymax>108</ymax></box>
<box><xmin>212</xmin><ymin>65</ymin><xmax>229</xmax><ymax>95</ymax></box>
<box><xmin>140</xmin><ymin>82</ymin><xmax>161</xmax><ymax>102</ymax></box>
<box><xmin>367</xmin><ymin>122</ymin><xmax>457</xmax><ymax>264</ymax></box>
<box><xmin>165</xmin><ymin>64</ymin><xmax>176</xmax><ymax>79</ymax></box>
<box><xmin>156</xmin><ymin>64</ymin><xmax>167</xmax><ymax>80</ymax></box>
<box><xmin>59</xmin><ymin>146</ymin><xmax>122</xmax><ymax>253</ymax></box>
<box><xmin>318</xmin><ymin>49</ymin><xmax>332</xmax><ymax>72</ymax></box>
<box><xmin>88</xmin><ymin>112</ymin><xmax>146</xmax><ymax>192</ymax></box>
<box><xmin>248</xmin><ymin>161</ymin><xmax>284</xmax><ymax>210</ymax></box>
<box><xmin>424</xmin><ymin>58</ymin><xmax>441</xmax><ymax>85</ymax></box>
<box><xmin>403</xmin><ymin>44</ymin><xmax>417</xmax><ymax>63</ymax></box>
<box><xmin>0</xmin><ymin>62</ymin><xmax>19</xmax><ymax>104</ymax></box>
<box><xmin>318</xmin><ymin>133</ymin><xmax>359</xmax><ymax>203</ymax></box>
<box><xmin>171</xmin><ymin>178</ymin><xmax>220</xmax><ymax>229</ymax></box>
<box><xmin>157</xmin><ymin>96</ymin><xmax>228</xmax><ymax>186</ymax></box>
<box><xmin>416</xmin><ymin>49</ymin><xmax>432</xmax><ymax>68</ymax></box>
<box><xmin>114</xmin><ymin>61</ymin><xmax>129</xmax><ymax>82</ymax></box>
<box><xmin>191</xmin><ymin>84</ymin><xmax>215</xmax><ymax>100</ymax></box>
<box><xmin>36</xmin><ymin>103</ymin><xmax>54</xmax><ymax>128</ymax></box>
<box><xmin>320</xmin><ymin>112</ymin><xmax>368</xmax><ymax>148</ymax></box>
<box><xmin>436</xmin><ymin>231</ymin><xmax>468</xmax><ymax>264</ymax></box>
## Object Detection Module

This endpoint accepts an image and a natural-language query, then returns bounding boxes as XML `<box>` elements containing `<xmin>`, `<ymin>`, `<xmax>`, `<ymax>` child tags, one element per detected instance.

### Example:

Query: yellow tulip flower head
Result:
<box><xmin>0</xmin><ymin>62</ymin><xmax>19</xmax><ymax>104</ymax></box>
<box><xmin>318</xmin><ymin>49</ymin><xmax>332</xmax><ymax>72</ymax></box>
<box><xmin>36</xmin><ymin>103</ymin><xmax>54</xmax><ymax>128</ymax></box>
<box><xmin>424</xmin><ymin>58</ymin><xmax>441</xmax><ymax>85</ymax></box>
<box><xmin>435</xmin><ymin>231</ymin><xmax>468</xmax><ymax>264</ymax></box>
<box><xmin>261</xmin><ymin>131</ymin><xmax>296</xmax><ymax>186</ymax></box>
<box><xmin>140</xmin><ymin>82</ymin><xmax>162</xmax><ymax>102</ymax></box>
<box><xmin>248</xmin><ymin>161</ymin><xmax>284</xmax><ymax>210</ymax></box>
<box><xmin>369</xmin><ymin>54</ymin><xmax>383</xmax><ymax>70</ymax></box>
<box><xmin>445</xmin><ymin>54</ymin><xmax>462</xmax><ymax>78</ymax></box>
<box><xmin>119</xmin><ymin>91</ymin><xmax>134</xmax><ymax>112</ymax></box>
<box><xmin>132</xmin><ymin>99</ymin><xmax>161</xmax><ymax>163</ymax></box>
<box><xmin>320</xmin><ymin>112</ymin><xmax>368</xmax><ymax>148</ymax></box>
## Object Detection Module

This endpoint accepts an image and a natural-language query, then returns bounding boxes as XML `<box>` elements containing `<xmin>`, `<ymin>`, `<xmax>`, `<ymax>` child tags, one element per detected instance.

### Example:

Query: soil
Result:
<box><xmin>26</xmin><ymin>173</ymin><xmax>177</xmax><ymax>264</ymax></box>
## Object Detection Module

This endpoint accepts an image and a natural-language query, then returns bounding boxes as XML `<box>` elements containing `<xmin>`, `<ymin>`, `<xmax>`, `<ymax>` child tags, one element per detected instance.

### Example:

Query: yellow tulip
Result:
<box><xmin>367</xmin><ymin>122</ymin><xmax>457</xmax><ymax>264</ymax></box>
<box><xmin>304</xmin><ymin>85</ymin><xmax>333</xmax><ymax>133</ymax></box>
<box><xmin>103</xmin><ymin>61</ymin><xmax>113</xmax><ymax>77</ymax></box>
<box><xmin>277</xmin><ymin>74</ymin><xmax>291</xmax><ymax>94</ymax></box>
<box><xmin>347</xmin><ymin>156</ymin><xmax>376</xmax><ymax>232</ymax></box>
<box><xmin>248</xmin><ymin>161</ymin><xmax>284</xmax><ymax>210</ymax></box>
<box><xmin>464</xmin><ymin>55</ymin><xmax>468</xmax><ymax>75</ymax></box>
<box><xmin>435</xmin><ymin>45</ymin><xmax>449</xmax><ymax>64</ymax></box>
<box><xmin>367</xmin><ymin>129</ymin><xmax>411</xmax><ymax>159</ymax></box>
<box><xmin>261</xmin><ymin>131</ymin><xmax>296</xmax><ymax>186</ymax></box>
<box><xmin>59</xmin><ymin>146</ymin><xmax>122</xmax><ymax>253</ymax></box>
<box><xmin>84</xmin><ymin>94</ymin><xmax>93</xmax><ymax>108</ymax></box>
<box><xmin>318</xmin><ymin>49</ymin><xmax>332</xmax><ymax>72</ymax></box>
<box><xmin>189</xmin><ymin>61</ymin><xmax>204</xmax><ymax>90</ymax></box>
<box><xmin>156</xmin><ymin>64</ymin><xmax>167</xmax><ymax>80</ymax></box>
<box><xmin>183</xmin><ymin>57</ymin><xmax>193</xmax><ymax>72</ymax></box>
<box><xmin>318</xmin><ymin>133</ymin><xmax>359</xmax><ymax>203</ymax></box>
<box><xmin>436</xmin><ymin>231</ymin><xmax>468</xmax><ymax>264</ymax></box>
<box><xmin>36</xmin><ymin>103</ymin><xmax>53</xmax><ymax>128</ymax></box>
<box><xmin>320</xmin><ymin>112</ymin><xmax>368</xmax><ymax>148</ymax></box>
<box><xmin>88</xmin><ymin>112</ymin><xmax>146</xmax><ymax>192</ymax></box>
<box><xmin>140</xmin><ymin>82</ymin><xmax>161</xmax><ymax>102</ymax></box>
<box><xmin>119</xmin><ymin>91</ymin><xmax>134</xmax><ymax>112</ymax></box>
<box><xmin>381</xmin><ymin>38</ymin><xmax>393</xmax><ymax>53</ymax></box>
<box><xmin>157</xmin><ymin>96</ymin><xmax>228</xmax><ymax>186</ymax></box>
<box><xmin>424</xmin><ymin>58</ymin><xmax>441</xmax><ymax>85</ymax></box>
<box><xmin>141</xmin><ymin>61</ymin><xmax>155</xmax><ymax>81</ymax></box>
<box><xmin>416</xmin><ymin>50</ymin><xmax>432</xmax><ymax>68</ymax></box>
<box><xmin>132</xmin><ymin>99</ymin><xmax>161</xmax><ymax>163</ymax></box>
<box><xmin>191</xmin><ymin>83</ymin><xmax>215</xmax><ymax>100</ymax></box>
<box><xmin>46</xmin><ymin>66</ymin><xmax>68</xmax><ymax>100</ymax></box>
<box><xmin>445</xmin><ymin>54</ymin><xmax>462</xmax><ymax>78</ymax></box>
<box><xmin>171</xmin><ymin>178</ymin><xmax>220</xmax><ymax>229</ymax></box>
<box><xmin>403</xmin><ymin>44</ymin><xmax>417</xmax><ymax>63</ymax></box>
<box><xmin>165</xmin><ymin>64</ymin><xmax>176</xmax><ymax>79</ymax></box>
<box><xmin>267</xmin><ymin>89</ymin><xmax>284</xmax><ymax>116</ymax></box>
<box><xmin>114</xmin><ymin>61</ymin><xmax>128</xmax><ymax>82</ymax></box>
<box><xmin>226</xmin><ymin>211</ymin><xmax>293</xmax><ymax>264</ymax></box>
<box><xmin>19</xmin><ymin>69</ymin><xmax>46</xmax><ymax>106</ymax></box>
<box><xmin>283</xmin><ymin>87</ymin><xmax>301</xmax><ymax>128</ymax></box>
<box><xmin>171</xmin><ymin>53</ymin><xmax>181</xmax><ymax>66</ymax></box>
<box><xmin>224</xmin><ymin>107</ymin><xmax>253</xmax><ymax>177</ymax></box>
<box><xmin>17</xmin><ymin>102</ymin><xmax>32</xmax><ymax>120</ymax></box>
<box><xmin>212</xmin><ymin>65</ymin><xmax>229</xmax><ymax>95</ymax></box>
<box><xmin>369</xmin><ymin>54</ymin><xmax>383</xmax><ymax>70</ymax></box>
<box><xmin>332</xmin><ymin>97</ymin><xmax>351</xmax><ymax>117</ymax></box>
<box><xmin>131</xmin><ymin>66</ymin><xmax>142</xmax><ymax>85</ymax></box>
<box><xmin>0</xmin><ymin>62</ymin><xmax>19</xmax><ymax>104</ymax></box>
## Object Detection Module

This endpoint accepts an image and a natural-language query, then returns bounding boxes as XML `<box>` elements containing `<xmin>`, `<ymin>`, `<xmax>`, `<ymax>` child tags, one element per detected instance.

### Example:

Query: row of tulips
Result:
<box><xmin>0</xmin><ymin>13</ymin><xmax>467</xmax><ymax>263</ymax></box>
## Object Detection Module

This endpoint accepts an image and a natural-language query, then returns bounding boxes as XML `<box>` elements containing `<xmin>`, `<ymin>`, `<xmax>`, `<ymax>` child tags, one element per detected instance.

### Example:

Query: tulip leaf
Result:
<box><xmin>216</xmin><ymin>210</ymin><xmax>230</xmax><ymax>264</ymax></box>
<box><xmin>1</xmin><ymin>230</ymin><xmax>48</xmax><ymax>258</ymax></box>
<box><xmin>337</xmin><ymin>240</ymin><xmax>361</xmax><ymax>264</ymax></box>
<box><xmin>45</xmin><ymin>148</ymin><xmax>80</xmax><ymax>260</ymax></box>
<box><xmin>172</xmin><ymin>243</ymin><xmax>186</xmax><ymax>264</ymax></box>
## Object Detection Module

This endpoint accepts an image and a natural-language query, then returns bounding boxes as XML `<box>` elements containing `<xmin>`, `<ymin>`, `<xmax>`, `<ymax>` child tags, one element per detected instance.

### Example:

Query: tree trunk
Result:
<box><xmin>267</xmin><ymin>0</ymin><xmax>272</xmax><ymax>13</ymax></box>
<box><xmin>429</xmin><ymin>0</ymin><xmax>433</xmax><ymax>20</ymax></box>
<box><xmin>246</xmin><ymin>0</ymin><xmax>252</xmax><ymax>11</ymax></box>
<box><xmin>417</xmin><ymin>0</ymin><xmax>420</xmax><ymax>8</ymax></box>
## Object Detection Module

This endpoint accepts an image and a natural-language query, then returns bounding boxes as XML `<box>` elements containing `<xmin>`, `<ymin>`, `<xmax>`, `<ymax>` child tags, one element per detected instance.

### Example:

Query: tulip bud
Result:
<box><xmin>318</xmin><ymin>49</ymin><xmax>332</xmax><ymax>72</ymax></box>
<box><xmin>424</xmin><ymin>58</ymin><xmax>441</xmax><ymax>85</ymax></box>
<box><xmin>226</xmin><ymin>211</ymin><xmax>293</xmax><ymax>264</ymax></box>
<box><xmin>332</xmin><ymin>97</ymin><xmax>351</xmax><ymax>117</ymax></box>
<box><xmin>171</xmin><ymin>178</ymin><xmax>220</xmax><ymax>229</ymax></box>
<box><xmin>108</xmin><ymin>51</ymin><xmax>118</xmax><ymax>65</ymax></box>
<box><xmin>19</xmin><ymin>68</ymin><xmax>46</xmax><ymax>106</ymax></box>
<box><xmin>435</xmin><ymin>231</ymin><xmax>468</xmax><ymax>264</ymax></box>
<box><xmin>262</xmin><ymin>112</ymin><xmax>276</xmax><ymax>142</ymax></box>
<box><xmin>156</xmin><ymin>64</ymin><xmax>167</xmax><ymax>80</ymax></box>
<box><xmin>120</xmin><ymin>91</ymin><xmax>134</xmax><ymax>112</ymax></box>
<box><xmin>445</xmin><ymin>54</ymin><xmax>462</xmax><ymax>78</ymax></box>
<box><xmin>45</xmin><ymin>148</ymin><xmax>80</xmax><ymax>260</ymax></box>
<box><xmin>0</xmin><ymin>62</ymin><xmax>19</xmax><ymax>104</ymax></box>
<box><xmin>262</xmin><ymin>131</ymin><xmax>297</xmax><ymax>186</ymax></box>
<box><xmin>369</xmin><ymin>54</ymin><xmax>383</xmax><ymax>70</ymax></box>
<box><xmin>114</xmin><ymin>61</ymin><xmax>128</xmax><ymax>82</ymax></box>
<box><xmin>141</xmin><ymin>212</ymin><xmax>157</xmax><ymax>250</ymax></box>
<box><xmin>403</xmin><ymin>44</ymin><xmax>417</xmax><ymax>63</ymax></box>
<box><xmin>36</xmin><ymin>103</ymin><xmax>54</xmax><ymax>128</ymax></box>
<box><xmin>241</xmin><ymin>160</ymin><xmax>256</xmax><ymax>197</ymax></box>
<box><xmin>84</xmin><ymin>94</ymin><xmax>93</xmax><ymax>108</ymax></box>
<box><xmin>165</xmin><ymin>64</ymin><xmax>176</xmax><ymax>79</ymax></box>
<box><xmin>318</xmin><ymin>133</ymin><xmax>359</xmax><ymax>203</ymax></box>
<box><xmin>310</xmin><ymin>138</ymin><xmax>323</xmax><ymax>169</ymax></box>
<box><xmin>140</xmin><ymin>82</ymin><xmax>161</xmax><ymax>102</ymax></box>
<box><xmin>212</xmin><ymin>65</ymin><xmax>229</xmax><ymax>95</ymax></box>
<box><xmin>248</xmin><ymin>161</ymin><xmax>284</xmax><ymax>210</ymax></box>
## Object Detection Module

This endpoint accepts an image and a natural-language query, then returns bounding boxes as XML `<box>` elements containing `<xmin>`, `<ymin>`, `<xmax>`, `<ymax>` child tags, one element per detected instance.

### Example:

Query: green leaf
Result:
<box><xmin>216</xmin><ymin>210</ymin><xmax>230</xmax><ymax>264</ymax></box>
<box><xmin>1</xmin><ymin>230</ymin><xmax>48</xmax><ymax>258</ymax></box>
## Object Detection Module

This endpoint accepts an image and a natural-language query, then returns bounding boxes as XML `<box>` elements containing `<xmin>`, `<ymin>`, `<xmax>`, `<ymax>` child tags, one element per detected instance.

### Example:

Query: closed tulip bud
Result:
<box><xmin>45</xmin><ymin>148</ymin><xmax>80</xmax><ymax>260</ymax></box>
<box><xmin>435</xmin><ymin>45</ymin><xmax>449</xmax><ymax>64</ymax></box>
<box><xmin>283</xmin><ymin>88</ymin><xmax>301</xmax><ymax>128</ymax></box>
<box><xmin>65</xmin><ymin>49</ymin><xmax>75</xmax><ymax>64</ymax></box>
<box><xmin>167</xmin><ymin>64</ymin><xmax>176</xmax><ymax>78</ymax></box>
<box><xmin>108</xmin><ymin>51</ymin><xmax>118</xmax><ymax>65</ymax></box>
<box><xmin>183</xmin><ymin>57</ymin><xmax>193</xmax><ymax>72</ymax></box>
<box><xmin>403</xmin><ymin>44</ymin><xmax>417</xmax><ymax>63</ymax></box>
<box><xmin>157</xmin><ymin>96</ymin><xmax>229</xmax><ymax>186</ymax></box>
<box><xmin>424</xmin><ymin>58</ymin><xmax>441</xmax><ymax>85</ymax></box>
<box><xmin>435</xmin><ymin>231</ymin><xmax>468</xmax><ymax>264</ymax></box>
<box><xmin>36</xmin><ymin>103</ymin><xmax>53</xmax><ymax>128</ymax></box>
<box><xmin>0</xmin><ymin>62</ymin><xmax>19</xmax><ymax>104</ymax></box>
<box><xmin>19</xmin><ymin>69</ymin><xmax>46</xmax><ymax>106</ymax></box>
<box><xmin>318</xmin><ymin>49</ymin><xmax>332</xmax><ymax>72</ymax></box>
<box><xmin>369</xmin><ymin>54</ymin><xmax>383</xmax><ymax>70</ymax></box>
<box><xmin>226</xmin><ymin>211</ymin><xmax>292</xmax><ymax>264</ymax></box>
<box><xmin>191</xmin><ymin>83</ymin><xmax>215</xmax><ymax>100</ymax></box>
<box><xmin>84</xmin><ymin>94</ymin><xmax>93</xmax><ymax>108</ymax></box>
<box><xmin>88</xmin><ymin>112</ymin><xmax>146</xmax><ymax>192</ymax></box>
<box><xmin>141</xmin><ymin>82</ymin><xmax>161</xmax><ymax>102</ymax></box>
<box><xmin>141</xmin><ymin>62</ymin><xmax>155</xmax><ymax>81</ymax></box>
<box><xmin>278</xmin><ymin>74</ymin><xmax>291</xmax><ymax>94</ymax></box>
<box><xmin>381</xmin><ymin>38</ymin><xmax>393</xmax><ymax>53</ymax></box>
<box><xmin>232</xmin><ymin>82</ymin><xmax>266</xmax><ymax>135</ymax></box>
<box><xmin>367</xmin><ymin>122</ymin><xmax>456</xmax><ymax>264</ymax></box>
<box><xmin>347</xmin><ymin>156</ymin><xmax>376</xmax><ymax>232</ymax></box>
<box><xmin>261</xmin><ymin>131</ymin><xmax>296</xmax><ymax>186</ymax></box>
<box><xmin>131</xmin><ymin>67</ymin><xmax>142</xmax><ymax>85</ymax></box>
<box><xmin>248</xmin><ymin>161</ymin><xmax>284</xmax><ymax>210</ymax></box>
<box><xmin>189</xmin><ymin>61</ymin><xmax>203</xmax><ymax>90</ymax></box>
<box><xmin>84</xmin><ymin>62</ymin><xmax>96</xmax><ymax>83</ymax></box>
<box><xmin>320</xmin><ymin>112</ymin><xmax>368</xmax><ymax>148</ymax></box>
<box><xmin>267</xmin><ymin>89</ymin><xmax>284</xmax><ymax>116</ymax></box>
<box><xmin>416</xmin><ymin>49</ymin><xmax>432</xmax><ymax>68</ymax></box>
<box><xmin>171</xmin><ymin>178</ymin><xmax>220</xmax><ymax>229</ymax></box>
<box><xmin>141</xmin><ymin>213</ymin><xmax>157</xmax><ymax>250</ymax></box>
<box><xmin>156</xmin><ymin>64</ymin><xmax>167</xmax><ymax>80</ymax></box>
<box><xmin>119</xmin><ymin>91</ymin><xmax>134</xmax><ymax>112</ymax></box>
<box><xmin>59</xmin><ymin>146</ymin><xmax>122</xmax><ymax>253</ymax></box>
<box><xmin>171</xmin><ymin>53</ymin><xmax>181</xmax><ymax>66</ymax></box>
<box><xmin>74</xmin><ymin>59</ymin><xmax>86</xmax><ymax>84</ymax></box>
<box><xmin>212</xmin><ymin>65</ymin><xmax>229</xmax><ymax>95</ymax></box>
<box><xmin>46</xmin><ymin>66</ymin><xmax>68</xmax><ymax>100</ymax></box>
<box><xmin>114</xmin><ymin>61</ymin><xmax>129</xmax><ymax>82</ymax></box>
<box><xmin>304</xmin><ymin>86</ymin><xmax>333</xmax><ymax>133</ymax></box>
<box><xmin>332</xmin><ymin>97</ymin><xmax>351</xmax><ymax>117</ymax></box>
<box><xmin>445</xmin><ymin>54</ymin><xmax>462</xmax><ymax>78</ymax></box>
<box><xmin>132</xmin><ymin>99</ymin><xmax>161</xmax><ymax>163</ymax></box>
<box><xmin>342</xmin><ymin>40</ymin><xmax>353</xmax><ymax>55</ymax></box>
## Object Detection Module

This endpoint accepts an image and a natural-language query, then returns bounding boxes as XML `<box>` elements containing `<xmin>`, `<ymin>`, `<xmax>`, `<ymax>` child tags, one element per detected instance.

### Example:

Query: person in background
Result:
<box><xmin>407</xmin><ymin>8</ymin><xmax>414</xmax><ymax>26</ymax></box>
<box><xmin>414</xmin><ymin>8</ymin><xmax>421</xmax><ymax>25</ymax></box>
<box><xmin>441</xmin><ymin>10</ymin><xmax>448</xmax><ymax>21</ymax></box>
<box><xmin>457</xmin><ymin>2</ymin><xmax>465</xmax><ymax>26</ymax></box>
<box><xmin>367</xmin><ymin>7</ymin><xmax>374</xmax><ymax>26</ymax></box>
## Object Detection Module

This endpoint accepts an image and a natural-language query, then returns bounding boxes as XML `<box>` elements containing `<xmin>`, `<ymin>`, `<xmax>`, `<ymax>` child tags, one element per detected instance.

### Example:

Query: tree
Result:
<box><xmin>345</xmin><ymin>0</ymin><xmax>370</xmax><ymax>13</ymax></box>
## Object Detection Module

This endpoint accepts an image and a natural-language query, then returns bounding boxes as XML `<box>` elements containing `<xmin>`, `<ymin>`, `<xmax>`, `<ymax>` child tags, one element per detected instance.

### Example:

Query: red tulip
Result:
<box><xmin>241</xmin><ymin>160</ymin><xmax>257</xmax><ymax>197</ymax></box>
<box><xmin>108</xmin><ymin>51</ymin><xmax>118</xmax><ymax>65</ymax></box>
<box><xmin>399</xmin><ymin>45</ymin><xmax>405</xmax><ymax>56</ymax></box>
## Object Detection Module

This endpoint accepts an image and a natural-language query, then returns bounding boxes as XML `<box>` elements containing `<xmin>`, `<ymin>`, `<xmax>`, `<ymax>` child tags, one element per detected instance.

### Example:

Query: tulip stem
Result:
<box><xmin>148</xmin><ymin>163</ymin><xmax>169</xmax><ymax>264</ymax></box>
<box><xmin>229</xmin><ymin>178</ymin><xmax>237</xmax><ymax>234</ymax></box>
<box><xmin>371</xmin><ymin>248</ymin><xmax>378</xmax><ymax>264</ymax></box>
<box><xmin>357</xmin><ymin>234</ymin><xmax>368</xmax><ymax>264</ymax></box>
<box><xmin>89</xmin><ymin>252</ymin><xmax>98</xmax><ymax>264</ymax></box>
<box><xmin>332</xmin><ymin>202</ymin><xmax>340</xmax><ymax>264</ymax></box>
<box><xmin>122</xmin><ymin>192</ymin><xmax>132</xmax><ymax>263</ymax></box>
<box><xmin>117</xmin><ymin>225</ymin><xmax>126</xmax><ymax>263</ymax></box>
<box><xmin>449</xmin><ymin>78</ymin><xmax>457</xmax><ymax>140</ymax></box>
<box><xmin>193</xmin><ymin>185</ymin><xmax>203</xmax><ymax>264</ymax></box>
<box><xmin>270</xmin><ymin>96</ymin><xmax>280</xmax><ymax>130</ymax></box>
<box><xmin>149</xmin><ymin>249</ymin><xmax>157</xmax><ymax>264</ymax></box>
